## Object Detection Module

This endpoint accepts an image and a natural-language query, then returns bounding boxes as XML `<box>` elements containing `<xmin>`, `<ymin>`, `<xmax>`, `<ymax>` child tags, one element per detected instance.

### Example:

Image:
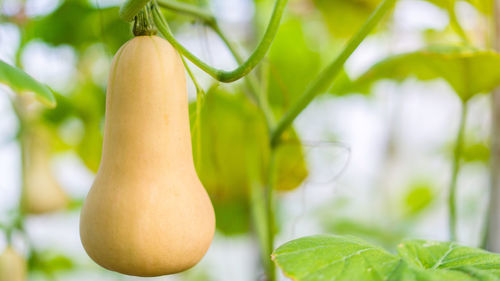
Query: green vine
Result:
<box><xmin>270</xmin><ymin>0</ymin><xmax>397</xmax><ymax>146</ymax></box>
<box><xmin>449</xmin><ymin>100</ymin><xmax>468</xmax><ymax>241</ymax></box>
<box><xmin>152</xmin><ymin>0</ymin><xmax>288</xmax><ymax>83</ymax></box>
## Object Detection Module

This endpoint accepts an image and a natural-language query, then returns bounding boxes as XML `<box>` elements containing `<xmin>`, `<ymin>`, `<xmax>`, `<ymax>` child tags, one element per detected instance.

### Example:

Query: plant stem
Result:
<box><xmin>449</xmin><ymin>100</ymin><xmax>468</xmax><ymax>241</ymax></box>
<box><xmin>152</xmin><ymin>0</ymin><xmax>288</xmax><ymax>83</ymax></box>
<box><xmin>157</xmin><ymin>0</ymin><xmax>215</xmax><ymax>24</ymax></box>
<box><xmin>484</xmin><ymin>0</ymin><xmax>500</xmax><ymax>251</ymax></box>
<box><xmin>211</xmin><ymin>24</ymin><xmax>276</xmax><ymax>129</ymax></box>
<box><xmin>181</xmin><ymin>56</ymin><xmax>204</xmax><ymax>170</ymax></box>
<box><xmin>447</xmin><ymin>4</ymin><xmax>470</xmax><ymax>44</ymax></box>
<box><xmin>270</xmin><ymin>0</ymin><xmax>397</xmax><ymax>146</ymax></box>
<box><xmin>133</xmin><ymin>4</ymin><xmax>157</xmax><ymax>36</ymax></box>
<box><xmin>265</xmin><ymin>149</ymin><xmax>277</xmax><ymax>281</ymax></box>
<box><xmin>120</xmin><ymin>0</ymin><xmax>151</xmax><ymax>22</ymax></box>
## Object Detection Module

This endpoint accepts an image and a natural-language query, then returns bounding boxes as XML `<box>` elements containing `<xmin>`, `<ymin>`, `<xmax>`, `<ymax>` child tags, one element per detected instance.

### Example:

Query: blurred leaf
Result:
<box><xmin>267</xmin><ymin>17</ymin><xmax>321</xmax><ymax>116</ymax></box>
<box><xmin>335</xmin><ymin>46</ymin><xmax>500</xmax><ymax>101</ymax></box>
<box><xmin>0</xmin><ymin>59</ymin><xmax>56</xmax><ymax>107</ymax></box>
<box><xmin>190</xmin><ymin>87</ymin><xmax>308</xmax><ymax>234</ymax></box>
<box><xmin>273</xmin><ymin>235</ymin><xmax>500</xmax><ymax>281</ymax></box>
<box><xmin>274</xmin><ymin>134</ymin><xmax>308</xmax><ymax>191</ymax></box>
<box><xmin>29</xmin><ymin>251</ymin><xmax>74</xmax><ymax>274</ymax></box>
<box><xmin>462</xmin><ymin>141</ymin><xmax>490</xmax><ymax>163</ymax></box>
<box><xmin>403</xmin><ymin>182</ymin><xmax>435</xmax><ymax>217</ymax></box>
<box><xmin>24</xmin><ymin>1</ymin><xmax>130</xmax><ymax>53</ymax></box>
<box><xmin>314</xmin><ymin>0</ymin><xmax>385</xmax><ymax>39</ymax></box>
<box><xmin>424</xmin><ymin>0</ymin><xmax>492</xmax><ymax>14</ymax></box>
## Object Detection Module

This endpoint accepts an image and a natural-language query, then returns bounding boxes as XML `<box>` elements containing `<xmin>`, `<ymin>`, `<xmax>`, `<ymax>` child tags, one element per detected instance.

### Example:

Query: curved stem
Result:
<box><xmin>152</xmin><ymin>0</ymin><xmax>288</xmax><ymax>83</ymax></box>
<box><xmin>120</xmin><ymin>0</ymin><xmax>151</xmax><ymax>22</ymax></box>
<box><xmin>270</xmin><ymin>0</ymin><xmax>397</xmax><ymax>146</ymax></box>
<box><xmin>157</xmin><ymin>0</ymin><xmax>215</xmax><ymax>24</ymax></box>
<box><xmin>449</xmin><ymin>100</ymin><xmax>468</xmax><ymax>241</ymax></box>
<box><xmin>447</xmin><ymin>4</ymin><xmax>469</xmax><ymax>44</ymax></box>
<box><xmin>211</xmin><ymin>23</ymin><xmax>276</xmax><ymax>128</ymax></box>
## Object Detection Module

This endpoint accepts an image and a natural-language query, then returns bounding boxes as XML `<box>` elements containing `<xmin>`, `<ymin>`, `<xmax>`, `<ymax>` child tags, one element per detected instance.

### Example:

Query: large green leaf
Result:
<box><xmin>336</xmin><ymin>46</ymin><xmax>500</xmax><ymax>101</ymax></box>
<box><xmin>0</xmin><ymin>60</ymin><xmax>56</xmax><ymax>107</ymax></box>
<box><xmin>273</xmin><ymin>235</ymin><xmax>500</xmax><ymax>281</ymax></box>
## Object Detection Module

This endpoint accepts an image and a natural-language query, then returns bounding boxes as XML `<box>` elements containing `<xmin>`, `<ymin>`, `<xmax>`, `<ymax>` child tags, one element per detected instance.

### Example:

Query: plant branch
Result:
<box><xmin>270</xmin><ymin>0</ymin><xmax>397</xmax><ymax>146</ymax></box>
<box><xmin>449</xmin><ymin>100</ymin><xmax>468</xmax><ymax>241</ymax></box>
<box><xmin>265</xmin><ymin>149</ymin><xmax>278</xmax><ymax>281</ymax></box>
<box><xmin>157</xmin><ymin>0</ymin><xmax>215</xmax><ymax>24</ymax></box>
<box><xmin>447</xmin><ymin>4</ymin><xmax>470</xmax><ymax>44</ymax></box>
<box><xmin>152</xmin><ymin>0</ymin><xmax>288</xmax><ymax>83</ymax></box>
<box><xmin>211</xmin><ymin>24</ymin><xmax>276</xmax><ymax>128</ymax></box>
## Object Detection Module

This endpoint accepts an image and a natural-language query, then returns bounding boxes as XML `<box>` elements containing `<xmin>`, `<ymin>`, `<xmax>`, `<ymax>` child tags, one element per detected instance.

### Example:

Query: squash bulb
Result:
<box><xmin>0</xmin><ymin>247</ymin><xmax>26</xmax><ymax>281</ymax></box>
<box><xmin>79</xmin><ymin>36</ymin><xmax>215</xmax><ymax>277</ymax></box>
<box><xmin>22</xmin><ymin>128</ymin><xmax>68</xmax><ymax>214</ymax></box>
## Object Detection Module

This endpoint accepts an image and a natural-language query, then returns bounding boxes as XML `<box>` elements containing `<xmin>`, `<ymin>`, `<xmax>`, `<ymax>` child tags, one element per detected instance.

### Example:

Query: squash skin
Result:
<box><xmin>0</xmin><ymin>247</ymin><xmax>26</xmax><ymax>281</ymax></box>
<box><xmin>22</xmin><ymin>128</ymin><xmax>68</xmax><ymax>215</ymax></box>
<box><xmin>79</xmin><ymin>36</ymin><xmax>215</xmax><ymax>277</ymax></box>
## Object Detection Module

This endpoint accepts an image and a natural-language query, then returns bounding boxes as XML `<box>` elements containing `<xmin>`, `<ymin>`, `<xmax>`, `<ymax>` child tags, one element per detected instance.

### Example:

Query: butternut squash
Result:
<box><xmin>22</xmin><ymin>127</ymin><xmax>68</xmax><ymax>214</ymax></box>
<box><xmin>0</xmin><ymin>247</ymin><xmax>26</xmax><ymax>281</ymax></box>
<box><xmin>79</xmin><ymin>35</ymin><xmax>215</xmax><ymax>277</ymax></box>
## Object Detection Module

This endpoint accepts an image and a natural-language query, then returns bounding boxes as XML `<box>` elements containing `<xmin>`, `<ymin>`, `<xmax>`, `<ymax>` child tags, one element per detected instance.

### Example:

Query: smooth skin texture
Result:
<box><xmin>22</xmin><ymin>128</ymin><xmax>68</xmax><ymax>214</ymax></box>
<box><xmin>0</xmin><ymin>247</ymin><xmax>26</xmax><ymax>281</ymax></box>
<box><xmin>79</xmin><ymin>35</ymin><xmax>215</xmax><ymax>277</ymax></box>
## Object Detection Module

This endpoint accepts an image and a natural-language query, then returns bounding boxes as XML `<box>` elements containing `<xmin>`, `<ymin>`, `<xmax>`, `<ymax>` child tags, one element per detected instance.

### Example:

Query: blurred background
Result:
<box><xmin>0</xmin><ymin>0</ymin><xmax>496</xmax><ymax>280</ymax></box>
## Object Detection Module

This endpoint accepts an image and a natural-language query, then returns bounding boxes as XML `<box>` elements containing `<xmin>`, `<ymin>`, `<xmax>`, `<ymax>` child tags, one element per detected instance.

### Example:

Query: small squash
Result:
<box><xmin>22</xmin><ymin>127</ymin><xmax>68</xmax><ymax>214</ymax></box>
<box><xmin>0</xmin><ymin>247</ymin><xmax>26</xmax><ymax>281</ymax></box>
<box><xmin>79</xmin><ymin>35</ymin><xmax>215</xmax><ymax>277</ymax></box>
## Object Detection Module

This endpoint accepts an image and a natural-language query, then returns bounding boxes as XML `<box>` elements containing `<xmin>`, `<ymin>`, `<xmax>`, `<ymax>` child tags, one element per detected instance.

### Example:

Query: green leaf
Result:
<box><xmin>314</xmin><ymin>0</ymin><xmax>384</xmax><ymax>39</ymax></box>
<box><xmin>336</xmin><ymin>46</ymin><xmax>500</xmax><ymax>101</ymax></box>
<box><xmin>189</xmin><ymin>87</ymin><xmax>308</xmax><ymax>235</ymax></box>
<box><xmin>272</xmin><ymin>235</ymin><xmax>403</xmax><ymax>281</ymax></box>
<box><xmin>424</xmin><ymin>0</ymin><xmax>492</xmax><ymax>15</ymax></box>
<box><xmin>403</xmin><ymin>182</ymin><xmax>435</xmax><ymax>217</ymax></box>
<box><xmin>398</xmin><ymin>240</ymin><xmax>500</xmax><ymax>279</ymax></box>
<box><xmin>24</xmin><ymin>1</ymin><xmax>130</xmax><ymax>53</ymax></box>
<box><xmin>267</xmin><ymin>17</ymin><xmax>322</xmax><ymax>116</ymax></box>
<box><xmin>0</xmin><ymin>60</ymin><xmax>56</xmax><ymax>107</ymax></box>
<box><xmin>273</xmin><ymin>235</ymin><xmax>500</xmax><ymax>281</ymax></box>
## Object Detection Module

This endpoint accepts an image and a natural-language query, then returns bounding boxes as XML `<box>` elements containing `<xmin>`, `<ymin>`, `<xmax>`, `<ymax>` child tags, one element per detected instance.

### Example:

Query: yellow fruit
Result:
<box><xmin>79</xmin><ymin>36</ymin><xmax>215</xmax><ymax>277</ymax></box>
<box><xmin>22</xmin><ymin>127</ymin><xmax>68</xmax><ymax>214</ymax></box>
<box><xmin>0</xmin><ymin>247</ymin><xmax>26</xmax><ymax>281</ymax></box>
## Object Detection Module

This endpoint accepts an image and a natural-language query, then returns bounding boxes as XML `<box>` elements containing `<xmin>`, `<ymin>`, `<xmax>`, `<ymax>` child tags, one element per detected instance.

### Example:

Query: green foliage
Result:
<box><xmin>403</xmin><ymin>182</ymin><xmax>435</xmax><ymax>217</ymax></box>
<box><xmin>189</xmin><ymin>87</ymin><xmax>308</xmax><ymax>235</ymax></box>
<box><xmin>314</xmin><ymin>0</ymin><xmax>383</xmax><ymax>38</ymax></box>
<box><xmin>0</xmin><ymin>59</ymin><xmax>56</xmax><ymax>107</ymax></box>
<box><xmin>425</xmin><ymin>0</ymin><xmax>492</xmax><ymax>14</ymax></box>
<box><xmin>335</xmin><ymin>46</ymin><xmax>500</xmax><ymax>101</ymax></box>
<box><xmin>267</xmin><ymin>17</ymin><xmax>321</xmax><ymax>116</ymax></box>
<box><xmin>29</xmin><ymin>250</ymin><xmax>74</xmax><ymax>275</ymax></box>
<box><xmin>273</xmin><ymin>235</ymin><xmax>500</xmax><ymax>281</ymax></box>
<box><xmin>24</xmin><ymin>1</ymin><xmax>130</xmax><ymax>53</ymax></box>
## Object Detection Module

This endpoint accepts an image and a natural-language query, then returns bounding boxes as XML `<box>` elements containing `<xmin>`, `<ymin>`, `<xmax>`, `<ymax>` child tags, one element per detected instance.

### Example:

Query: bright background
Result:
<box><xmin>0</xmin><ymin>0</ymin><xmax>493</xmax><ymax>280</ymax></box>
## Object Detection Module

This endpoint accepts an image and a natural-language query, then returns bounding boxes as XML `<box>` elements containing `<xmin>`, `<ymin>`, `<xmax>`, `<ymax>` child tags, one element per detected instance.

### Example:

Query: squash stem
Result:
<box><xmin>133</xmin><ymin>3</ymin><xmax>157</xmax><ymax>36</ymax></box>
<box><xmin>152</xmin><ymin>0</ymin><xmax>289</xmax><ymax>83</ymax></box>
